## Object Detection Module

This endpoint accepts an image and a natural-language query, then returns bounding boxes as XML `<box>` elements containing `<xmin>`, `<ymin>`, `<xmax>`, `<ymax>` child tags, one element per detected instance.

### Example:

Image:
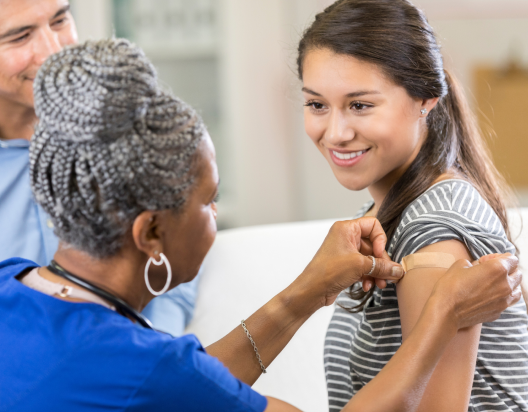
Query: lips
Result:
<box><xmin>329</xmin><ymin>148</ymin><xmax>370</xmax><ymax>167</ymax></box>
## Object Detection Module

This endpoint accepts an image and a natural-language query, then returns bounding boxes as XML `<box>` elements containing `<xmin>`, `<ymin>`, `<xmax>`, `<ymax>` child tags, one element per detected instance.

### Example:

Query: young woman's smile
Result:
<box><xmin>302</xmin><ymin>48</ymin><xmax>437</xmax><ymax>201</ymax></box>
<box><xmin>329</xmin><ymin>147</ymin><xmax>371</xmax><ymax>167</ymax></box>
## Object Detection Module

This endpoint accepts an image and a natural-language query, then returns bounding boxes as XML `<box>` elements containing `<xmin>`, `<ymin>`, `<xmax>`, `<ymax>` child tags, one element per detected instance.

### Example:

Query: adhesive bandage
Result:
<box><xmin>401</xmin><ymin>252</ymin><xmax>456</xmax><ymax>273</ymax></box>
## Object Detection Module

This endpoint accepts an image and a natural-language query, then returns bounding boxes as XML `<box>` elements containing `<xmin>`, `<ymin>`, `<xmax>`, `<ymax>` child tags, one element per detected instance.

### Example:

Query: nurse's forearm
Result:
<box><xmin>342</xmin><ymin>295</ymin><xmax>458</xmax><ymax>412</ymax></box>
<box><xmin>205</xmin><ymin>218</ymin><xmax>404</xmax><ymax>386</ymax></box>
<box><xmin>206</xmin><ymin>280</ymin><xmax>320</xmax><ymax>386</ymax></box>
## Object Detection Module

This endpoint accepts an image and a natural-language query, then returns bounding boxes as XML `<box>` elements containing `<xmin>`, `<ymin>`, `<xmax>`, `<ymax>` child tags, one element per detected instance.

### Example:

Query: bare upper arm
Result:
<box><xmin>396</xmin><ymin>239</ymin><xmax>481</xmax><ymax>412</ymax></box>
<box><xmin>264</xmin><ymin>397</ymin><xmax>302</xmax><ymax>412</ymax></box>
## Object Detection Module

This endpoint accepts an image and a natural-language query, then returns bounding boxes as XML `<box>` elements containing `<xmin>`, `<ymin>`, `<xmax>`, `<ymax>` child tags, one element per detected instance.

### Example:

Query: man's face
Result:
<box><xmin>0</xmin><ymin>0</ymin><xmax>78</xmax><ymax>109</ymax></box>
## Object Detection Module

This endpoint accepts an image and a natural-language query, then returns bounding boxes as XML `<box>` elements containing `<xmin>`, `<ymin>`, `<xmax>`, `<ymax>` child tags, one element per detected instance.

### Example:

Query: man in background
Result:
<box><xmin>0</xmin><ymin>0</ymin><xmax>198</xmax><ymax>336</ymax></box>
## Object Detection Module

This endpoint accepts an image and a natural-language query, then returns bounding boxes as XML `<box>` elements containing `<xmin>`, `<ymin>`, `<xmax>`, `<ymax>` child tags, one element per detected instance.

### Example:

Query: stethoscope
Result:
<box><xmin>47</xmin><ymin>260</ymin><xmax>153</xmax><ymax>329</ymax></box>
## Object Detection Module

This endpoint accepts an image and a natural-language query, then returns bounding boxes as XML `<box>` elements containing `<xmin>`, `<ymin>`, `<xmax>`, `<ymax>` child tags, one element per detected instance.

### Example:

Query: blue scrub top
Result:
<box><xmin>0</xmin><ymin>258</ymin><xmax>268</xmax><ymax>412</ymax></box>
<box><xmin>0</xmin><ymin>138</ymin><xmax>198</xmax><ymax>337</ymax></box>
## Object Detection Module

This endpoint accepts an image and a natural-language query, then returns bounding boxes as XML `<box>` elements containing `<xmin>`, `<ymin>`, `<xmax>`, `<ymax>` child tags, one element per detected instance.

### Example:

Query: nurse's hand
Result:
<box><xmin>207</xmin><ymin>217</ymin><xmax>402</xmax><ymax>386</ymax></box>
<box><xmin>431</xmin><ymin>253</ymin><xmax>522</xmax><ymax>330</ymax></box>
<box><xmin>289</xmin><ymin>217</ymin><xmax>404</xmax><ymax>310</ymax></box>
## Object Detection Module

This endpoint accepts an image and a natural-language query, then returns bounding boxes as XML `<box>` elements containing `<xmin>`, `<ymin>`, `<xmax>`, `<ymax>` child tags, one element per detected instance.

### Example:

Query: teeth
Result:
<box><xmin>333</xmin><ymin>150</ymin><xmax>367</xmax><ymax>160</ymax></box>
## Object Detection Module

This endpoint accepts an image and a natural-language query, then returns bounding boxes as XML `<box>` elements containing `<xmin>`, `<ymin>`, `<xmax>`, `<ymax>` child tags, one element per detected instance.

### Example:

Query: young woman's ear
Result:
<box><xmin>420</xmin><ymin>97</ymin><xmax>440</xmax><ymax>116</ymax></box>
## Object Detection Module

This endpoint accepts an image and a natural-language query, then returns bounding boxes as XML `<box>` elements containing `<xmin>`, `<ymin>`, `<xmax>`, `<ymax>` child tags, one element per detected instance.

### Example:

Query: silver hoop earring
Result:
<box><xmin>421</xmin><ymin>108</ymin><xmax>428</xmax><ymax>115</ymax></box>
<box><xmin>144</xmin><ymin>253</ymin><xmax>172</xmax><ymax>296</ymax></box>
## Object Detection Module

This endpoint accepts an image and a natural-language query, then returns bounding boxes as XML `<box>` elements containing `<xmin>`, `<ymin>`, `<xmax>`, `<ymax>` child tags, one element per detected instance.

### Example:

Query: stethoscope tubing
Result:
<box><xmin>47</xmin><ymin>260</ymin><xmax>153</xmax><ymax>329</ymax></box>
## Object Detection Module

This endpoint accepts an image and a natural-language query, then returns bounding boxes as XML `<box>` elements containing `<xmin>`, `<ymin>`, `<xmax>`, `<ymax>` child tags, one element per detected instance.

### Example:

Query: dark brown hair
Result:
<box><xmin>297</xmin><ymin>0</ymin><xmax>514</xmax><ymax>312</ymax></box>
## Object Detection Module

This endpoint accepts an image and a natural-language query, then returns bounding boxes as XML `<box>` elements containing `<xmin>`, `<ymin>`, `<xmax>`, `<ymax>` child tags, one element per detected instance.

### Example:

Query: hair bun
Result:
<box><xmin>33</xmin><ymin>38</ymin><xmax>158</xmax><ymax>143</ymax></box>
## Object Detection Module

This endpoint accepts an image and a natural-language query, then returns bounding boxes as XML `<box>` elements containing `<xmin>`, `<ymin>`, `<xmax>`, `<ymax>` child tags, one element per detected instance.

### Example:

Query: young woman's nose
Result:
<box><xmin>33</xmin><ymin>27</ymin><xmax>63</xmax><ymax>66</ymax></box>
<box><xmin>324</xmin><ymin>109</ymin><xmax>356</xmax><ymax>146</ymax></box>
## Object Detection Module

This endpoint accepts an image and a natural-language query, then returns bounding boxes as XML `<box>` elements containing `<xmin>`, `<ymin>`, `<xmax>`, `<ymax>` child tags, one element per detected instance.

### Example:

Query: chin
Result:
<box><xmin>184</xmin><ymin>265</ymin><xmax>202</xmax><ymax>284</ymax></box>
<box><xmin>334</xmin><ymin>174</ymin><xmax>371</xmax><ymax>192</ymax></box>
<box><xmin>23</xmin><ymin>94</ymin><xmax>35</xmax><ymax>109</ymax></box>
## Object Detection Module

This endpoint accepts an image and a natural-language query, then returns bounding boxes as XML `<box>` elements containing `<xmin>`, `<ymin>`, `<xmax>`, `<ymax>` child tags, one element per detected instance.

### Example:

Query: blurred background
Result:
<box><xmin>69</xmin><ymin>0</ymin><xmax>528</xmax><ymax>230</ymax></box>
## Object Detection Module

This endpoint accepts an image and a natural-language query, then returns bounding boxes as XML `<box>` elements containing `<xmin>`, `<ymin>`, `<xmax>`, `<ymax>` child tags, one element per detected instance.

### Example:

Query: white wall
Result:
<box><xmin>429</xmin><ymin>19</ymin><xmax>528</xmax><ymax>104</ymax></box>
<box><xmin>69</xmin><ymin>0</ymin><xmax>113</xmax><ymax>41</ymax></box>
<box><xmin>218</xmin><ymin>0</ymin><xmax>297</xmax><ymax>227</ymax></box>
<box><xmin>69</xmin><ymin>0</ymin><xmax>528</xmax><ymax>227</ymax></box>
<box><xmin>218</xmin><ymin>0</ymin><xmax>371</xmax><ymax>227</ymax></box>
<box><xmin>218</xmin><ymin>0</ymin><xmax>528</xmax><ymax>227</ymax></box>
<box><xmin>413</xmin><ymin>0</ymin><xmax>528</xmax><ymax>20</ymax></box>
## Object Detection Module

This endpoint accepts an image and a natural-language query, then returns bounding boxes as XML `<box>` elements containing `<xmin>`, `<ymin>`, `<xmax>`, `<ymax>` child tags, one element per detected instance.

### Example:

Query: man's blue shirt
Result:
<box><xmin>0</xmin><ymin>139</ymin><xmax>197</xmax><ymax>336</ymax></box>
<box><xmin>0</xmin><ymin>139</ymin><xmax>58</xmax><ymax>265</ymax></box>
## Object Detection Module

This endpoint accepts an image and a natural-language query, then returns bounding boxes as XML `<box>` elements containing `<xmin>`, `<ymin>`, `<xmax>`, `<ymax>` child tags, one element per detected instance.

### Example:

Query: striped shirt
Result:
<box><xmin>324</xmin><ymin>179</ymin><xmax>528</xmax><ymax>411</ymax></box>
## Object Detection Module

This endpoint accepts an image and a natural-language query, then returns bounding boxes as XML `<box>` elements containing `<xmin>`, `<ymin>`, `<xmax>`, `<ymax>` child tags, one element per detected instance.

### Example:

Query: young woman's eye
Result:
<box><xmin>212</xmin><ymin>193</ymin><xmax>220</xmax><ymax>204</ymax></box>
<box><xmin>350</xmin><ymin>101</ymin><xmax>371</xmax><ymax>111</ymax></box>
<box><xmin>304</xmin><ymin>100</ymin><xmax>326</xmax><ymax>113</ymax></box>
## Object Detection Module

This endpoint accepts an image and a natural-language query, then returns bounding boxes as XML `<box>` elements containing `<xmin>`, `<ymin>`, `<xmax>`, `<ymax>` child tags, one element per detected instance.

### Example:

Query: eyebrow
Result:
<box><xmin>0</xmin><ymin>4</ymin><xmax>71</xmax><ymax>41</ymax></box>
<box><xmin>301</xmin><ymin>87</ymin><xmax>381</xmax><ymax>99</ymax></box>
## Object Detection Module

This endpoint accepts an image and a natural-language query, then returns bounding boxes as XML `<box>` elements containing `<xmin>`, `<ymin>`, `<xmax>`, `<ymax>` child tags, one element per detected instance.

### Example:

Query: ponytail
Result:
<box><xmin>297</xmin><ymin>0</ymin><xmax>515</xmax><ymax>312</ymax></box>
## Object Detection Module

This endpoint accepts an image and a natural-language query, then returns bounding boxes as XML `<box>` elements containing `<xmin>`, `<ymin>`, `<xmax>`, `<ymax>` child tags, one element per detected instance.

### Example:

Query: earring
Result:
<box><xmin>421</xmin><ymin>108</ymin><xmax>428</xmax><ymax>115</ymax></box>
<box><xmin>144</xmin><ymin>252</ymin><xmax>172</xmax><ymax>296</ymax></box>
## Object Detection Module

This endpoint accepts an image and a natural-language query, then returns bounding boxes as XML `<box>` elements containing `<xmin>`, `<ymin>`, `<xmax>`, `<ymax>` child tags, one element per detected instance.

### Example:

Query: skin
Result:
<box><xmin>24</xmin><ymin>133</ymin><xmax>521</xmax><ymax>411</ymax></box>
<box><xmin>396</xmin><ymin>242</ymin><xmax>479</xmax><ymax>411</ymax></box>
<box><xmin>0</xmin><ymin>0</ymin><xmax>77</xmax><ymax>141</ymax></box>
<box><xmin>302</xmin><ymin>48</ymin><xmax>439</xmax><ymax>211</ymax></box>
<box><xmin>38</xmin><ymin>134</ymin><xmax>220</xmax><ymax>312</ymax></box>
<box><xmin>6</xmin><ymin>6</ymin><xmax>521</xmax><ymax>410</ymax></box>
<box><xmin>301</xmin><ymin>47</ymin><xmax>500</xmax><ymax>410</ymax></box>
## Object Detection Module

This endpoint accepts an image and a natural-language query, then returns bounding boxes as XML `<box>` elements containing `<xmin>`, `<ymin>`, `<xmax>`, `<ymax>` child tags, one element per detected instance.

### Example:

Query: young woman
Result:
<box><xmin>2</xmin><ymin>37</ymin><xmax>522</xmax><ymax>412</ymax></box>
<box><xmin>296</xmin><ymin>1</ymin><xmax>528</xmax><ymax>411</ymax></box>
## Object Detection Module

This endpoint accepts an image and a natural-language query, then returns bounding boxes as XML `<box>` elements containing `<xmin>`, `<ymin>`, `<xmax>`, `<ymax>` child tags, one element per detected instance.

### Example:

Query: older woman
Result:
<box><xmin>0</xmin><ymin>39</ymin><xmax>521</xmax><ymax>412</ymax></box>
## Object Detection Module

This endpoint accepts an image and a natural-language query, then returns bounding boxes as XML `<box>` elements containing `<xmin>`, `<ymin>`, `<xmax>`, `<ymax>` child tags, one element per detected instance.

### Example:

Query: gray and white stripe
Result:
<box><xmin>325</xmin><ymin>180</ymin><xmax>528</xmax><ymax>411</ymax></box>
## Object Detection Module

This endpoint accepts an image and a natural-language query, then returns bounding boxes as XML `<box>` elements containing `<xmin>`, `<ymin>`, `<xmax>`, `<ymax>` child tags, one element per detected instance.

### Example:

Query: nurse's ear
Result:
<box><xmin>132</xmin><ymin>211</ymin><xmax>164</xmax><ymax>259</ymax></box>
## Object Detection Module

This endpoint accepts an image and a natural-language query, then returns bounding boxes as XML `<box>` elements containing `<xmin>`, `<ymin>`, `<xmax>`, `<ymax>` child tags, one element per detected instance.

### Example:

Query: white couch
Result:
<box><xmin>186</xmin><ymin>209</ymin><xmax>528</xmax><ymax>412</ymax></box>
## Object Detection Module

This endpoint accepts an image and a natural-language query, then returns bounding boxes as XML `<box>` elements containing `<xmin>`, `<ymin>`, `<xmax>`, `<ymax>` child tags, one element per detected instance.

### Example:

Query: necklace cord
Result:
<box><xmin>47</xmin><ymin>260</ymin><xmax>153</xmax><ymax>329</ymax></box>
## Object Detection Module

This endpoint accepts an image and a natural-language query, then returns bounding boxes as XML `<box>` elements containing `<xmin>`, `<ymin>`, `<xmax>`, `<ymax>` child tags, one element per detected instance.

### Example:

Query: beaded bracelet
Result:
<box><xmin>240</xmin><ymin>320</ymin><xmax>267</xmax><ymax>374</ymax></box>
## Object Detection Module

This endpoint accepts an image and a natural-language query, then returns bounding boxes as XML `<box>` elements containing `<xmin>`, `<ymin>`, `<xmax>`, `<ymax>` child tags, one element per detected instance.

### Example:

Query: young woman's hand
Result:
<box><xmin>431</xmin><ymin>253</ymin><xmax>522</xmax><ymax>330</ymax></box>
<box><xmin>293</xmin><ymin>217</ymin><xmax>404</xmax><ymax>309</ymax></box>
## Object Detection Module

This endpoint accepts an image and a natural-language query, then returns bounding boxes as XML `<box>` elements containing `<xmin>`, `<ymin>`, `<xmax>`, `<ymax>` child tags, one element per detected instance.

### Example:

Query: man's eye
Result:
<box><xmin>11</xmin><ymin>33</ymin><xmax>30</xmax><ymax>43</ymax></box>
<box><xmin>52</xmin><ymin>18</ymin><xmax>67</xmax><ymax>27</ymax></box>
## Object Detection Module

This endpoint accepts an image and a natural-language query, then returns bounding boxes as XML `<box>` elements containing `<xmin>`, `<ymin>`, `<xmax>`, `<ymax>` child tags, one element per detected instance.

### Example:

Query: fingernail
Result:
<box><xmin>392</xmin><ymin>266</ymin><xmax>404</xmax><ymax>278</ymax></box>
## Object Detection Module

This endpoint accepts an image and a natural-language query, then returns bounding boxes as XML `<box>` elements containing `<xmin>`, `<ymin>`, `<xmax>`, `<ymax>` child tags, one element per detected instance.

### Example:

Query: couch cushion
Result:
<box><xmin>186</xmin><ymin>209</ymin><xmax>528</xmax><ymax>411</ymax></box>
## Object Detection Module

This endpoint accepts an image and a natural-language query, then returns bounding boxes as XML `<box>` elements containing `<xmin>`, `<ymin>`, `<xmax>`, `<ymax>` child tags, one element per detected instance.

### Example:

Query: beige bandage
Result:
<box><xmin>401</xmin><ymin>252</ymin><xmax>456</xmax><ymax>273</ymax></box>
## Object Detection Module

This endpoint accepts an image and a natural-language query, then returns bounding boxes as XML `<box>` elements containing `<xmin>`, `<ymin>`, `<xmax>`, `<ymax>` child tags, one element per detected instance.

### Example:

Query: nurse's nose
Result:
<box><xmin>324</xmin><ymin>109</ymin><xmax>355</xmax><ymax>146</ymax></box>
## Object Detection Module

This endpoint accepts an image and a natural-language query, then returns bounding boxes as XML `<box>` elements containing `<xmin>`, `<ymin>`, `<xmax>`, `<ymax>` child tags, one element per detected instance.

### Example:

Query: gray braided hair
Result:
<box><xmin>30</xmin><ymin>38</ymin><xmax>205</xmax><ymax>258</ymax></box>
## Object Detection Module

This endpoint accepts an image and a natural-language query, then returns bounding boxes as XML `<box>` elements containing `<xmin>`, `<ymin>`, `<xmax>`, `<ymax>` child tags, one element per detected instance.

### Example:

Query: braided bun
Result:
<box><xmin>30</xmin><ymin>38</ymin><xmax>205</xmax><ymax>258</ymax></box>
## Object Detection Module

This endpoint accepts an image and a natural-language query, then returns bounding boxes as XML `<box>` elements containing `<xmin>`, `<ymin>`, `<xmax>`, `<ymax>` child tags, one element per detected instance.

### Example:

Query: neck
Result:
<box><xmin>50</xmin><ymin>243</ymin><xmax>153</xmax><ymax>312</ymax></box>
<box><xmin>0</xmin><ymin>97</ymin><xmax>37</xmax><ymax>141</ymax></box>
<box><xmin>368</xmin><ymin>167</ymin><xmax>462</xmax><ymax>217</ymax></box>
<box><xmin>367</xmin><ymin>165</ymin><xmax>409</xmax><ymax>216</ymax></box>
<box><xmin>367</xmin><ymin>131</ymin><xmax>427</xmax><ymax>215</ymax></box>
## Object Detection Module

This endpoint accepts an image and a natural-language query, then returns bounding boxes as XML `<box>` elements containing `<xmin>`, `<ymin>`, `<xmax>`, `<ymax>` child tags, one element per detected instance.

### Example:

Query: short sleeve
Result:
<box><xmin>388</xmin><ymin>181</ymin><xmax>515</xmax><ymax>263</ymax></box>
<box><xmin>126</xmin><ymin>335</ymin><xmax>268</xmax><ymax>412</ymax></box>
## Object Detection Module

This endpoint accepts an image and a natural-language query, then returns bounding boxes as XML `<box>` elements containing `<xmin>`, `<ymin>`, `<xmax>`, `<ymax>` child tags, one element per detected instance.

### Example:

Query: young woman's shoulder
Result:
<box><xmin>388</xmin><ymin>179</ymin><xmax>514</xmax><ymax>262</ymax></box>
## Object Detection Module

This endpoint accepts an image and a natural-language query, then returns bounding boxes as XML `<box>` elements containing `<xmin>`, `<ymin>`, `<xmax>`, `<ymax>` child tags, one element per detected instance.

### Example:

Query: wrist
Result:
<box><xmin>277</xmin><ymin>277</ymin><xmax>323</xmax><ymax>322</ymax></box>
